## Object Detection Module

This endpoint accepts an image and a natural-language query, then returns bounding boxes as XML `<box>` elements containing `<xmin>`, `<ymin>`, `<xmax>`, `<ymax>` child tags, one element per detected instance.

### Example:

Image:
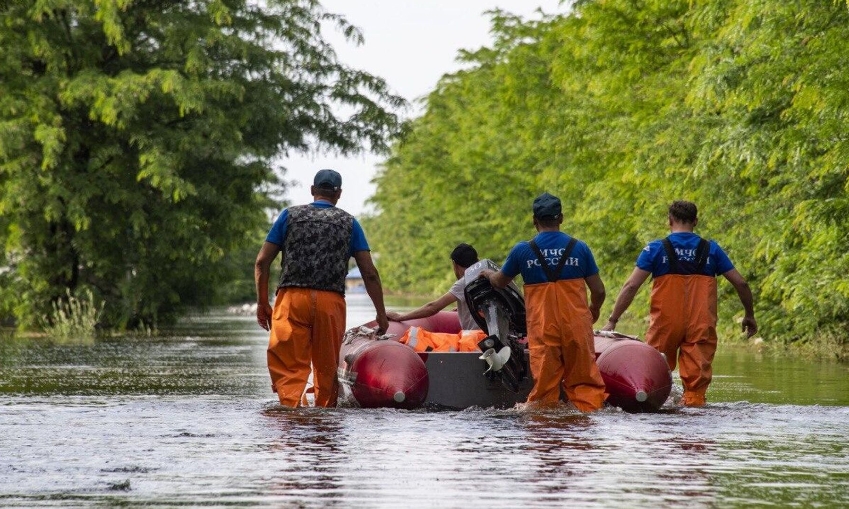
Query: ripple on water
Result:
<box><xmin>0</xmin><ymin>310</ymin><xmax>847</xmax><ymax>507</ymax></box>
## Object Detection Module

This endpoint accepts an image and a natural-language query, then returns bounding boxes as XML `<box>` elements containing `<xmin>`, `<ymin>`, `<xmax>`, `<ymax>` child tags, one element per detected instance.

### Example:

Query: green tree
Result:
<box><xmin>686</xmin><ymin>0</ymin><xmax>849</xmax><ymax>341</ymax></box>
<box><xmin>0</xmin><ymin>0</ymin><xmax>404</xmax><ymax>329</ymax></box>
<box><xmin>369</xmin><ymin>0</ymin><xmax>849</xmax><ymax>357</ymax></box>
<box><xmin>369</xmin><ymin>10</ymin><xmax>570</xmax><ymax>295</ymax></box>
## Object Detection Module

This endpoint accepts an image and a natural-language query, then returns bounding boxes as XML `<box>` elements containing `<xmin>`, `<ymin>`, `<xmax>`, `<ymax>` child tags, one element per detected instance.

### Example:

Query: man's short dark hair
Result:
<box><xmin>535</xmin><ymin>216</ymin><xmax>561</xmax><ymax>229</ymax></box>
<box><xmin>669</xmin><ymin>200</ymin><xmax>698</xmax><ymax>224</ymax></box>
<box><xmin>313</xmin><ymin>186</ymin><xmax>339</xmax><ymax>199</ymax></box>
<box><xmin>450</xmin><ymin>243</ymin><xmax>478</xmax><ymax>268</ymax></box>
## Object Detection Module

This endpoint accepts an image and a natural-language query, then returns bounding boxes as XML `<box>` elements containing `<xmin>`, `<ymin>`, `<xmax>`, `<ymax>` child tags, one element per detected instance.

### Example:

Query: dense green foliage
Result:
<box><xmin>369</xmin><ymin>1</ymin><xmax>849</xmax><ymax>350</ymax></box>
<box><xmin>0</xmin><ymin>0</ymin><xmax>404</xmax><ymax>329</ymax></box>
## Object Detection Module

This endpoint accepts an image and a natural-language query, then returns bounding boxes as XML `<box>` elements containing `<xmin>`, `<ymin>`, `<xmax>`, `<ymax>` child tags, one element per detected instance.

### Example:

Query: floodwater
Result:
<box><xmin>1</xmin><ymin>294</ymin><xmax>848</xmax><ymax>507</ymax></box>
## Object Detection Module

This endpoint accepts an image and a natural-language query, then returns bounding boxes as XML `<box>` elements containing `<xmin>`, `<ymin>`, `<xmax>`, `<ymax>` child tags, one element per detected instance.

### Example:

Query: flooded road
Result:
<box><xmin>2</xmin><ymin>295</ymin><xmax>848</xmax><ymax>507</ymax></box>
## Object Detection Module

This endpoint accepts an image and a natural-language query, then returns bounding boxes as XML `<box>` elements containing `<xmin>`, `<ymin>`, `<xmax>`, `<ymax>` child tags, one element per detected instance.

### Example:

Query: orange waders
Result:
<box><xmin>267</xmin><ymin>287</ymin><xmax>346</xmax><ymax>407</ymax></box>
<box><xmin>524</xmin><ymin>280</ymin><xmax>608</xmax><ymax>412</ymax></box>
<box><xmin>645</xmin><ymin>275</ymin><xmax>717</xmax><ymax>407</ymax></box>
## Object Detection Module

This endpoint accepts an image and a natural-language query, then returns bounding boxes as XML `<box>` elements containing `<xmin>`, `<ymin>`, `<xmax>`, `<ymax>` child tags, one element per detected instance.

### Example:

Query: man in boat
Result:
<box><xmin>480</xmin><ymin>193</ymin><xmax>608</xmax><ymax>412</ymax></box>
<box><xmin>387</xmin><ymin>243</ymin><xmax>516</xmax><ymax>330</ymax></box>
<box><xmin>254</xmin><ymin>169</ymin><xmax>388</xmax><ymax>408</ymax></box>
<box><xmin>601</xmin><ymin>200</ymin><xmax>757</xmax><ymax>407</ymax></box>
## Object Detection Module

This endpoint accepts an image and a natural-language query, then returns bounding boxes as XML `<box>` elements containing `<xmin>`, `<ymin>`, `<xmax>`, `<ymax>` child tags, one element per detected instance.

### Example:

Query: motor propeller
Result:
<box><xmin>464</xmin><ymin>277</ymin><xmax>527</xmax><ymax>392</ymax></box>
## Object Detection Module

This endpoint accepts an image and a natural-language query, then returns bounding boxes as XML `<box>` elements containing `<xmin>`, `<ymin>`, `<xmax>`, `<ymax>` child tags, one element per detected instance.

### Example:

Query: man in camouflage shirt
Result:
<box><xmin>255</xmin><ymin>169</ymin><xmax>388</xmax><ymax>407</ymax></box>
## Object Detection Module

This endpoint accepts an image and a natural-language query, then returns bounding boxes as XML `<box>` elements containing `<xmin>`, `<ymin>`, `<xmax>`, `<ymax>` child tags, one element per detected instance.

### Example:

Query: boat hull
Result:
<box><xmin>418</xmin><ymin>350</ymin><xmax>534</xmax><ymax>409</ymax></box>
<box><xmin>338</xmin><ymin>332</ymin><xmax>429</xmax><ymax>409</ymax></box>
<box><xmin>340</xmin><ymin>311</ymin><xmax>672</xmax><ymax>412</ymax></box>
<box><xmin>595</xmin><ymin>335</ymin><xmax>673</xmax><ymax>413</ymax></box>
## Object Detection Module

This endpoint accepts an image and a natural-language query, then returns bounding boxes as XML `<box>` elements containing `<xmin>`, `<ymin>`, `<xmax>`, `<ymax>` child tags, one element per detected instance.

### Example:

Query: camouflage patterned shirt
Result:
<box><xmin>278</xmin><ymin>204</ymin><xmax>353</xmax><ymax>294</ymax></box>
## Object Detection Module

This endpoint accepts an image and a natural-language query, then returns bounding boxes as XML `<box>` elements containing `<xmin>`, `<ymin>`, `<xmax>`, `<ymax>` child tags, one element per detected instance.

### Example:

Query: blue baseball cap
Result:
<box><xmin>532</xmin><ymin>192</ymin><xmax>562</xmax><ymax>218</ymax></box>
<box><xmin>314</xmin><ymin>169</ymin><xmax>342</xmax><ymax>190</ymax></box>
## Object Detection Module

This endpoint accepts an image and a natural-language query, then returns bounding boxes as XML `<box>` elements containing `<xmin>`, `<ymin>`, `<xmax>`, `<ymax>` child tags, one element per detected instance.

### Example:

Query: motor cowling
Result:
<box><xmin>464</xmin><ymin>277</ymin><xmax>528</xmax><ymax>392</ymax></box>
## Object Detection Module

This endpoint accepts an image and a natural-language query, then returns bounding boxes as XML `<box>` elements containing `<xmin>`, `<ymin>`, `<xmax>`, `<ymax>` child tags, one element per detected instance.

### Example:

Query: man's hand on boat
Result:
<box><xmin>478</xmin><ymin>268</ymin><xmax>510</xmax><ymax>289</ymax></box>
<box><xmin>375</xmin><ymin>313</ymin><xmax>389</xmax><ymax>336</ymax></box>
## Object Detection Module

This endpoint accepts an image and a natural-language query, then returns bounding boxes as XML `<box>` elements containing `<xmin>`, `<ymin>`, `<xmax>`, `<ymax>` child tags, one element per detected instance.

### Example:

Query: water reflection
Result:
<box><xmin>517</xmin><ymin>410</ymin><xmax>598</xmax><ymax>501</ymax></box>
<box><xmin>0</xmin><ymin>308</ymin><xmax>848</xmax><ymax>507</ymax></box>
<box><xmin>262</xmin><ymin>407</ymin><xmax>347</xmax><ymax>504</ymax></box>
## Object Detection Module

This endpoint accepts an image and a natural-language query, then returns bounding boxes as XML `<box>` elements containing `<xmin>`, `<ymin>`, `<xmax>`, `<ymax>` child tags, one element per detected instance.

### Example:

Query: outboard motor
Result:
<box><xmin>464</xmin><ymin>277</ymin><xmax>527</xmax><ymax>392</ymax></box>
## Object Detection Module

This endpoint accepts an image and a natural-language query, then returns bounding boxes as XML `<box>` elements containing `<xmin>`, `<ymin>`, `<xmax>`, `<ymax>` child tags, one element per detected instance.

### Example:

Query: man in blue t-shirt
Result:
<box><xmin>481</xmin><ymin>193</ymin><xmax>608</xmax><ymax>412</ymax></box>
<box><xmin>254</xmin><ymin>169</ymin><xmax>388</xmax><ymax>408</ymax></box>
<box><xmin>602</xmin><ymin>200</ymin><xmax>757</xmax><ymax>406</ymax></box>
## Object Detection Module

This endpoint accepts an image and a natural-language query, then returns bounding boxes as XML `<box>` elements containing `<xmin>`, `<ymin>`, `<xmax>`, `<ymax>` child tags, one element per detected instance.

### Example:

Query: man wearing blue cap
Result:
<box><xmin>481</xmin><ymin>192</ymin><xmax>608</xmax><ymax>412</ymax></box>
<box><xmin>255</xmin><ymin>169</ymin><xmax>388</xmax><ymax>408</ymax></box>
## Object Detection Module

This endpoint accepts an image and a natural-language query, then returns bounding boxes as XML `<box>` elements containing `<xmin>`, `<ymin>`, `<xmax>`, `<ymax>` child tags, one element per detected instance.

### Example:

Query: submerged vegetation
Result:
<box><xmin>41</xmin><ymin>288</ymin><xmax>104</xmax><ymax>341</ymax></box>
<box><xmin>368</xmin><ymin>1</ymin><xmax>849</xmax><ymax>358</ymax></box>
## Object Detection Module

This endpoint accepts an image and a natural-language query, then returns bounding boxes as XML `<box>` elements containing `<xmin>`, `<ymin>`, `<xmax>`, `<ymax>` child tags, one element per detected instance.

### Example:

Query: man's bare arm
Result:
<box><xmin>387</xmin><ymin>292</ymin><xmax>457</xmax><ymax>322</ymax></box>
<box><xmin>584</xmin><ymin>273</ymin><xmax>606</xmax><ymax>324</ymax></box>
<box><xmin>353</xmin><ymin>250</ymin><xmax>389</xmax><ymax>335</ymax></box>
<box><xmin>601</xmin><ymin>267</ymin><xmax>650</xmax><ymax>331</ymax></box>
<box><xmin>723</xmin><ymin>268</ymin><xmax>758</xmax><ymax>337</ymax></box>
<box><xmin>479</xmin><ymin>268</ymin><xmax>513</xmax><ymax>289</ymax></box>
<box><xmin>255</xmin><ymin>241</ymin><xmax>281</xmax><ymax>331</ymax></box>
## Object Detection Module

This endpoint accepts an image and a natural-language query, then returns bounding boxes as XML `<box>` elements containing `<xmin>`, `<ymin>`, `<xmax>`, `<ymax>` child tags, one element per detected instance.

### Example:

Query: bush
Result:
<box><xmin>41</xmin><ymin>289</ymin><xmax>104</xmax><ymax>341</ymax></box>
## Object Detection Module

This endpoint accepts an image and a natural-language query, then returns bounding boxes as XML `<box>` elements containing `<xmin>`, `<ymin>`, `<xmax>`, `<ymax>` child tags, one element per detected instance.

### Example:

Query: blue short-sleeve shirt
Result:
<box><xmin>636</xmin><ymin>232</ymin><xmax>733</xmax><ymax>278</ymax></box>
<box><xmin>265</xmin><ymin>201</ymin><xmax>369</xmax><ymax>256</ymax></box>
<box><xmin>501</xmin><ymin>231</ymin><xmax>599</xmax><ymax>285</ymax></box>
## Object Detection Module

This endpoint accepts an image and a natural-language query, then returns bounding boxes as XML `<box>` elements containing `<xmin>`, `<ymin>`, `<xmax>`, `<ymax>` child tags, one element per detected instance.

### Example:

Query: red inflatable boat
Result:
<box><xmin>338</xmin><ymin>278</ymin><xmax>672</xmax><ymax>413</ymax></box>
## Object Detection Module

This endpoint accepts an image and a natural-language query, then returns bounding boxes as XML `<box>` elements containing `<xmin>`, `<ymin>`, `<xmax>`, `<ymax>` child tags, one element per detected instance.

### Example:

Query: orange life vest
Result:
<box><xmin>399</xmin><ymin>327</ymin><xmax>487</xmax><ymax>353</ymax></box>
